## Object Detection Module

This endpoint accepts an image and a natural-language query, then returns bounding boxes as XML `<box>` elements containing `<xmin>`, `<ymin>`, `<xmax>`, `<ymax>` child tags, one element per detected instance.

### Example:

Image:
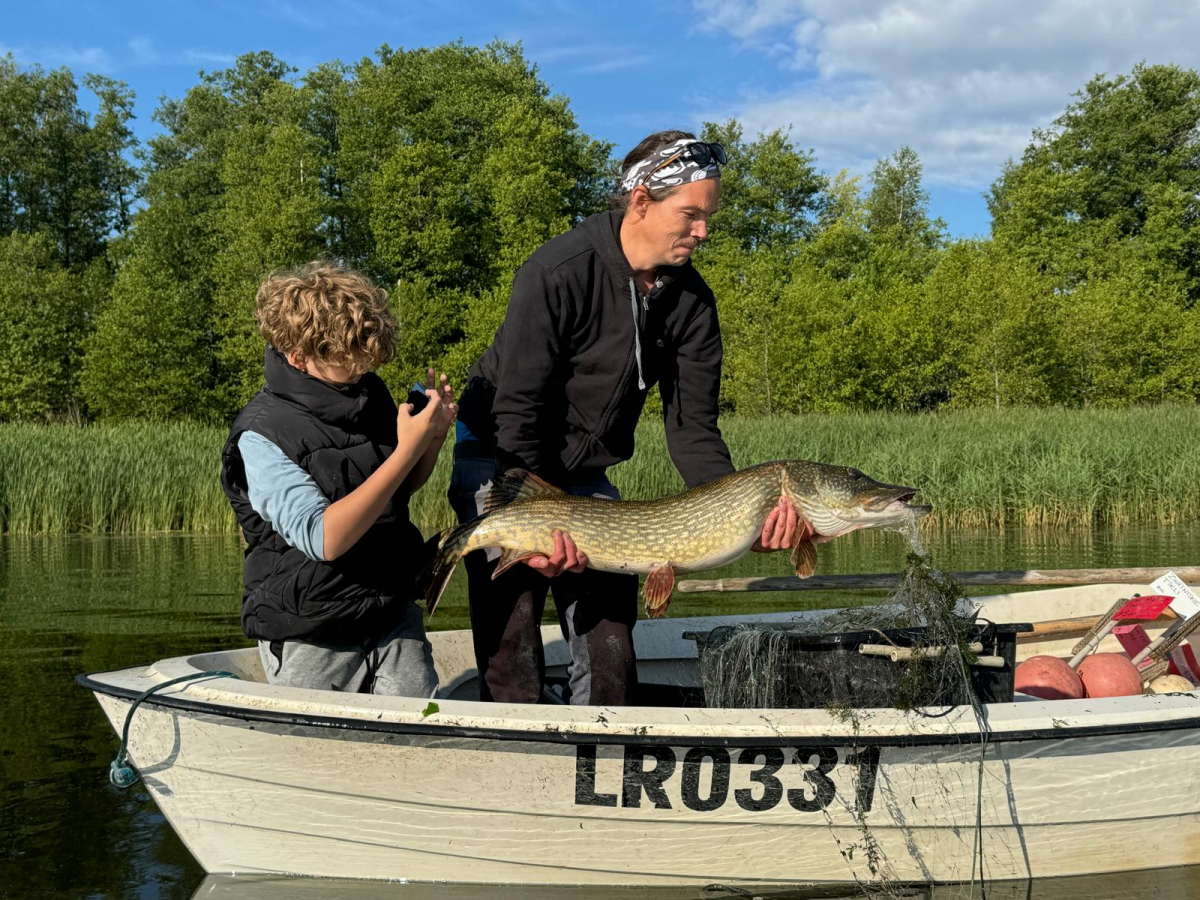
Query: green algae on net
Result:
<box><xmin>695</xmin><ymin>518</ymin><xmax>1000</xmax><ymax>714</ymax></box>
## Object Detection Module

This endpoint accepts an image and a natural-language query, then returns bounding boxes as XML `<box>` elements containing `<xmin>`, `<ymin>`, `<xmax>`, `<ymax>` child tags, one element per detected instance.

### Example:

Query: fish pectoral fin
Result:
<box><xmin>642</xmin><ymin>563</ymin><xmax>676</xmax><ymax>619</ymax></box>
<box><xmin>483</xmin><ymin>469</ymin><xmax>565</xmax><ymax>514</ymax></box>
<box><xmin>492</xmin><ymin>548</ymin><xmax>541</xmax><ymax>579</ymax></box>
<box><xmin>791</xmin><ymin>534</ymin><xmax>818</xmax><ymax>579</ymax></box>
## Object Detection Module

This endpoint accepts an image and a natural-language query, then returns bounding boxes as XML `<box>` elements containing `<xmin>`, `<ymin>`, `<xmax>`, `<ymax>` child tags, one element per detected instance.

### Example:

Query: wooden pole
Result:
<box><xmin>676</xmin><ymin>566</ymin><xmax>1200</xmax><ymax>595</ymax></box>
<box><xmin>1020</xmin><ymin>612</ymin><xmax>1176</xmax><ymax>642</ymax></box>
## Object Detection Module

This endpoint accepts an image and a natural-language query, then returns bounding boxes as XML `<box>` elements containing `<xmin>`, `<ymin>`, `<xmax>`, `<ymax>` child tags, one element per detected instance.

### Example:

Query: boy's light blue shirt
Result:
<box><xmin>238</xmin><ymin>430</ymin><xmax>329</xmax><ymax>562</ymax></box>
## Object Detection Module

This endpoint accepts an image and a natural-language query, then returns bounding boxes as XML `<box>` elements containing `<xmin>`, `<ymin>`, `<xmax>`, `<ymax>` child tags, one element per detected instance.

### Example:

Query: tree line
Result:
<box><xmin>1</xmin><ymin>45</ymin><xmax>1198</xmax><ymax>423</ymax></box>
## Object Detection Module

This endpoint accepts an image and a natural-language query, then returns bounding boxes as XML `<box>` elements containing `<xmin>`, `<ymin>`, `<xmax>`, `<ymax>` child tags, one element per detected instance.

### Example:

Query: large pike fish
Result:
<box><xmin>421</xmin><ymin>460</ymin><xmax>931</xmax><ymax>617</ymax></box>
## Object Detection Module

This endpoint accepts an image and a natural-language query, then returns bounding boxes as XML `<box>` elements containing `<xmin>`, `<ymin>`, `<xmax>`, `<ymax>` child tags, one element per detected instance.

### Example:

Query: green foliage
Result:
<box><xmin>693</xmin><ymin>124</ymin><xmax>829</xmax><ymax>414</ymax></box>
<box><xmin>354</xmin><ymin>43</ymin><xmax>610</xmax><ymax>382</ymax></box>
<box><xmin>0</xmin><ymin>58</ymin><xmax>136</xmax><ymax>421</ymax></box>
<box><xmin>75</xmin><ymin>42</ymin><xmax>611</xmax><ymax>418</ymax></box>
<box><xmin>991</xmin><ymin>62</ymin><xmax>1200</xmax><ymax>300</ymax></box>
<box><xmin>0</xmin><ymin>233</ymin><xmax>105</xmax><ymax>421</ymax></box>
<box><xmin>0</xmin><ymin>56</ymin><xmax>137</xmax><ymax>268</ymax></box>
<box><xmin>2</xmin><ymin>50</ymin><xmax>1200</xmax><ymax>423</ymax></box>
<box><xmin>80</xmin><ymin>200</ymin><xmax>221</xmax><ymax>421</ymax></box>
<box><xmin>1058</xmin><ymin>269</ymin><xmax>1200</xmax><ymax>406</ymax></box>
<box><xmin>701</xmin><ymin>119</ymin><xmax>827</xmax><ymax>253</ymax></box>
<box><xmin>927</xmin><ymin>242</ymin><xmax>1059</xmax><ymax>408</ymax></box>
<box><xmin>0</xmin><ymin>422</ymin><xmax>232</xmax><ymax>534</ymax></box>
<box><xmin>78</xmin><ymin>53</ymin><xmax>257</xmax><ymax>421</ymax></box>
<box><xmin>701</xmin><ymin>143</ymin><xmax>953</xmax><ymax>415</ymax></box>
<box><xmin>372</xmin><ymin>140</ymin><xmax>479</xmax><ymax>288</ymax></box>
<box><xmin>211</xmin><ymin>66</ymin><xmax>329</xmax><ymax>410</ymax></box>
<box><xmin>866</xmin><ymin>146</ymin><xmax>945</xmax><ymax>251</ymax></box>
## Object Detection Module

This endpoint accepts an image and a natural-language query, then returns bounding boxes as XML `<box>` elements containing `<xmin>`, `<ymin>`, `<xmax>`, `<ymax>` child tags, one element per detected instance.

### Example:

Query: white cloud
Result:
<box><xmin>693</xmin><ymin>0</ymin><xmax>806</xmax><ymax>43</ymax></box>
<box><xmin>692</xmin><ymin>0</ymin><xmax>1200</xmax><ymax>188</ymax></box>
<box><xmin>127</xmin><ymin>37</ymin><xmax>159</xmax><ymax>66</ymax></box>
<box><xmin>4</xmin><ymin>42</ymin><xmax>112</xmax><ymax>72</ymax></box>
<box><xmin>183</xmin><ymin>49</ymin><xmax>237</xmax><ymax>67</ymax></box>
<box><xmin>268</xmin><ymin>0</ymin><xmax>326</xmax><ymax>30</ymax></box>
<box><xmin>574</xmin><ymin>55</ymin><xmax>653</xmax><ymax>75</ymax></box>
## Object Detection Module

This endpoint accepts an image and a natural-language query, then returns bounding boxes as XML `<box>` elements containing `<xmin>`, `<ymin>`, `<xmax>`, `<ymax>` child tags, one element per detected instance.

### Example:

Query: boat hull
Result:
<box><xmin>82</xmin><ymin>584</ymin><xmax>1200</xmax><ymax>886</ymax></box>
<box><xmin>90</xmin><ymin>691</ymin><xmax>1200</xmax><ymax>884</ymax></box>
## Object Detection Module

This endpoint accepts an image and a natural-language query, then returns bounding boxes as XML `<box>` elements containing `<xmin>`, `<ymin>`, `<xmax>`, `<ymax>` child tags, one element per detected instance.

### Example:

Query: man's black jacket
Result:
<box><xmin>457</xmin><ymin>209</ymin><xmax>734</xmax><ymax>488</ymax></box>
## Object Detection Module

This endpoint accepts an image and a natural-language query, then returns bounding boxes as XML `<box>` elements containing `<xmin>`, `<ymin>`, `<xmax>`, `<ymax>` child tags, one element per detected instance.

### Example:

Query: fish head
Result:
<box><xmin>786</xmin><ymin>461</ymin><xmax>931</xmax><ymax>538</ymax></box>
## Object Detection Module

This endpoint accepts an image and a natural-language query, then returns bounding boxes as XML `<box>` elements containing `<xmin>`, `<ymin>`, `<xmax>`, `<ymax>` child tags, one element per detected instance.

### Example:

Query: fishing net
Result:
<box><xmin>691</xmin><ymin>515</ymin><xmax>998</xmax><ymax>899</ymax></box>
<box><xmin>696</xmin><ymin>524</ymin><xmax>992</xmax><ymax>713</ymax></box>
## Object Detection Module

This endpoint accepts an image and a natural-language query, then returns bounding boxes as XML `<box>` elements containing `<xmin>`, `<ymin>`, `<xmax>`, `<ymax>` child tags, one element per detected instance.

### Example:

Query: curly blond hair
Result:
<box><xmin>255</xmin><ymin>262</ymin><xmax>397</xmax><ymax>373</ymax></box>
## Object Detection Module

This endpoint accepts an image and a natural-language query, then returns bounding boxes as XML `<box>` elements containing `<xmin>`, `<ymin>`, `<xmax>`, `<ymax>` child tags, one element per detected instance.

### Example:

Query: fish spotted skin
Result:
<box><xmin>420</xmin><ymin>460</ymin><xmax>929</xmax><ymax>618</ymax></box>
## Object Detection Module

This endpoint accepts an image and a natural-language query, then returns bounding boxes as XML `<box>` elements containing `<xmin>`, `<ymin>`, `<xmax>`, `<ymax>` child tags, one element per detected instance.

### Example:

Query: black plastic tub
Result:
<box><xmin>683</xmin><ymin>621</ymin><xmax>1032</xmax><ymax>710</ymax></box>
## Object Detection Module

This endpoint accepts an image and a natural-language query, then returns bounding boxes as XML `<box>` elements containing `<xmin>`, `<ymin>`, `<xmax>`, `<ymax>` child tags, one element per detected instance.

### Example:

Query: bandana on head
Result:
<box><xmin>620</xmin><ymin>138</ymin><xmax>721</xmax><ymax>194</ymax></box>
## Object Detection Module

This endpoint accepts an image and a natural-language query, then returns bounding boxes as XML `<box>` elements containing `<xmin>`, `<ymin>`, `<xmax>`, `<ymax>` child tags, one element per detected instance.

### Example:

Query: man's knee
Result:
<box><xmin>557</xmin><ymin>570</ymin><xmax>639</xmax><ymax>706</ymax></box>
<box><xmin>470</xmin><ymin>575</ymin><xmax>548</xmax><ymax>703</ymax></box>
<box><xmin>578</xmin><ymin>616</ymin><xmax>638</xmax><ymax>706</ymax></box>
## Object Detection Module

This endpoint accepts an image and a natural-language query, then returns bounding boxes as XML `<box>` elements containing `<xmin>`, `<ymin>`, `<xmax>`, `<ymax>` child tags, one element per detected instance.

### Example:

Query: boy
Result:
<box><xmin>220</xmin><ymin>262</ymin><xmax>454</xmax><ymax>696</ymax></box>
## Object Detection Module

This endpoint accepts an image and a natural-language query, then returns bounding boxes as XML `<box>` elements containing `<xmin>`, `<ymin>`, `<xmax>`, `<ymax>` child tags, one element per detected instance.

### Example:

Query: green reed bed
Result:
<box><xmin>2</xmin><ymin>406</ymin><xmax>1198</xmax><ymax>534</ymax></box>
<box><xmin>0</xmin><ymin>422</ymin><xmax>232</xmax><ymax>535</ymax></box>
<box><xmin>613</xmin><ymin>406</ymin><xmax>1200</xmax><ymax>530</ymax></box>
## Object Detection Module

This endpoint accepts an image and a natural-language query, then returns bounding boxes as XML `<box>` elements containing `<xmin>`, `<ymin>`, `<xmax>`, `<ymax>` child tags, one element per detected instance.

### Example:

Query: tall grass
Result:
<box><xmin>621</xmin><ymin>407</ymin><xmax>1200</xmax><ymax>530</ymax></box>
<box><xmin>0</xmin><ymin>422</ymin><xmax>232</xmax><ymax>534</ymax></box>
<box><xmin>2</xmin><ymin>407</ymin><xmax>1198</xmax><ymax>534</ymax></box>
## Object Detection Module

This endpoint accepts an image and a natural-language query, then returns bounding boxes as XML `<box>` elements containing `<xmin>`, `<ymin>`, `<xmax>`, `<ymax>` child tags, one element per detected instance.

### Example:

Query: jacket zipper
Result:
<box><xmin>628</xmin><ymin>277</ymin><xmax>646</xmax><ymax>391</ymax></box>
<box><xmin>584</xmin><ymin>277</ymin><xmax>647</xmax><ymax>458</ymax></box>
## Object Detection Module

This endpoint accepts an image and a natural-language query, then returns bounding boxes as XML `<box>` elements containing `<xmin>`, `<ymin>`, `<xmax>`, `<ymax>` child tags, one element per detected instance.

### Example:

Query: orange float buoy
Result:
<box><xmin>1077</xmin><ymin>653</ymin><xmax>1143</xmax><ymax>698</ymax></box>
<box><xmin>1014</xmin><ymin>655</ymin><xmax>1084</xmax><ymax>700</ymax></box>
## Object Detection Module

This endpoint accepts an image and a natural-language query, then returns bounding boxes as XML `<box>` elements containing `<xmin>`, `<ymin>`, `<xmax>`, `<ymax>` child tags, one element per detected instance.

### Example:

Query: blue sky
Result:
<box><xmin>7</xmin><ymin>0</ymin><xmax>1200</xmax><ymax>238</ymax></box>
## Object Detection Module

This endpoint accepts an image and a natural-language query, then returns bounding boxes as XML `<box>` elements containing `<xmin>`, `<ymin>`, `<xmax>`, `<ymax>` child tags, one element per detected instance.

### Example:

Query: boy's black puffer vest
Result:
<box><xmin>221</xmin><ymin>348</ymin><xmax>426</xmax><ymax>645</ymax></box>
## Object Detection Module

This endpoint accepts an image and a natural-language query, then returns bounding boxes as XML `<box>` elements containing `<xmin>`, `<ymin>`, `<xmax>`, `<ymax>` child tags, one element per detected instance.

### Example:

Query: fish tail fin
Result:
<box><xmin>417</xmin><ymin>521</ymin><xmax>476</xmax><ymax>617</ymax></box>
<box><xmin>419</xmin><ymin>470</ymin><xmax>565</xmax><ymax>614</ymax></box>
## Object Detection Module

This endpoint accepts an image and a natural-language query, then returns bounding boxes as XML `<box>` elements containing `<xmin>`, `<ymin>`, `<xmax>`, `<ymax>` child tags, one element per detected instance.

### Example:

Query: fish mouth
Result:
<box><xmin>866</xmin><ymin>487</ymin><xmax>931</xmax><ymax>517</ymax></box>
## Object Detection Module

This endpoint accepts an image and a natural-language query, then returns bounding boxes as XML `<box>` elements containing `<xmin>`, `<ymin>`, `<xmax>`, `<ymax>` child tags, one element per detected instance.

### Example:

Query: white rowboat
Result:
<box><xmin>80</xmin><ymin>583</ymin><xmax>1200</xmax><ymax>887</ymax></box>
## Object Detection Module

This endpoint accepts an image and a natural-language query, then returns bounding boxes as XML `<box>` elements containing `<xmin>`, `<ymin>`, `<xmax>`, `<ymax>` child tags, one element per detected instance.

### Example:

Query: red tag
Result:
<box><xmin>1115</xmin><ymin>596</ymin><xmax>1175</xmax><ymax>620</ymax></box>
<box><xmin>1168</xmin><ymin>644</ymin><xmax>1200</xmax><ymax>686</ymax></box>
<box><xmin>1113</xmin><ymin>624</ymin><xmax>1153</xmax><ymax>668</ymax></box>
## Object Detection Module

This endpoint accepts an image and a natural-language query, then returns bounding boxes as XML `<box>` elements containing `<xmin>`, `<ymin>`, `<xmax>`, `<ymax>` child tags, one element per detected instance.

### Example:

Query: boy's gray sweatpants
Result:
<box><xmin>258</xmin><ymin>600</ymin><xmax>439</xmax><ymax>697</ymax></box>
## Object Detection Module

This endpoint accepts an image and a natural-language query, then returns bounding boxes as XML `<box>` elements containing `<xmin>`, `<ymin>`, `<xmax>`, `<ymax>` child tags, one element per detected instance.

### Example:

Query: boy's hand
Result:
<box><xmin>396</xmin><ymin>387</ymin><xmax>443</xmax><ymax>450</ymax></box>
<box><xmin>424</xmin><ymin>368</ymin><xmax>457</xmax><ymax>439</ymax></box>
<box><xmin>327</xmin><ymin>385</ymin><xmax>443</xmax><ymax>563</ymax></box>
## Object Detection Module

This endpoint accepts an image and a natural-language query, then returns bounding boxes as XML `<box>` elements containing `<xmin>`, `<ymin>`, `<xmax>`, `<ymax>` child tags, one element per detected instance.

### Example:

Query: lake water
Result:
<box><xmin>3</xmin><ymin>526</ymin><xmax>1199</xmax><ymax>898</ymax></box>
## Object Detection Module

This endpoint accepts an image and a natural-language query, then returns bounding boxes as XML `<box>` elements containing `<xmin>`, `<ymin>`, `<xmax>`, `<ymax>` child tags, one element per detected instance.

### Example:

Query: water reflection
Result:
<box><xmin>3</xmin><ymin>529</ymin><xmax>1198</xmax><ymax>898</ymax></box>
<box><xmin>192</xmin><ymin>868</ymin><xmax>1200</xmax><ymax>899</ymax></box>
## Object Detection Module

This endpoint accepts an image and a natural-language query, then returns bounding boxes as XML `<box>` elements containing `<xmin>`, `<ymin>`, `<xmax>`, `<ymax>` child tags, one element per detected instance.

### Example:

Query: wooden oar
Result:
<box><xmin>677</xmin><ymin>566</ymin><xmax>1200</xmax><ymax>594</ymax></box>
<box><xmin>1020</xmin><ymin>610</ymin><xmax>1179</xmax><ymax>642</ymax></box>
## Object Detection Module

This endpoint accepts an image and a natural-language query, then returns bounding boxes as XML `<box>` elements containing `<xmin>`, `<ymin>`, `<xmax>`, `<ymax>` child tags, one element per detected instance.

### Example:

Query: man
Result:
<box><xmin>451</xmin><ymin>131</ymin><xmax>797</xmax><ymax>705</ymax></box>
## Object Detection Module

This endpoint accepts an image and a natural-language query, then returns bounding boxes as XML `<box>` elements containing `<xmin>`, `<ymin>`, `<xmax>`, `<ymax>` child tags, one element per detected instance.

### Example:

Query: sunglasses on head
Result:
<box><xmin>638</xmin><ymin>141</ymin><xmax>727</xmax><ymax>188</ymax></box>
<box><xmin>682</xmin><ymin>141</ymin><xmax>728</xmax><ymax>167</ymax></box>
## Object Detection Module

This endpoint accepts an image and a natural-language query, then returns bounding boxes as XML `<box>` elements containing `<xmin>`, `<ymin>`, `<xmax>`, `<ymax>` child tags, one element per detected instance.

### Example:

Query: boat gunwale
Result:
<box><xmin>75</xmin><ymin>669</ymin><xmax>1200</xmax><ymax>749</ymax></box>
